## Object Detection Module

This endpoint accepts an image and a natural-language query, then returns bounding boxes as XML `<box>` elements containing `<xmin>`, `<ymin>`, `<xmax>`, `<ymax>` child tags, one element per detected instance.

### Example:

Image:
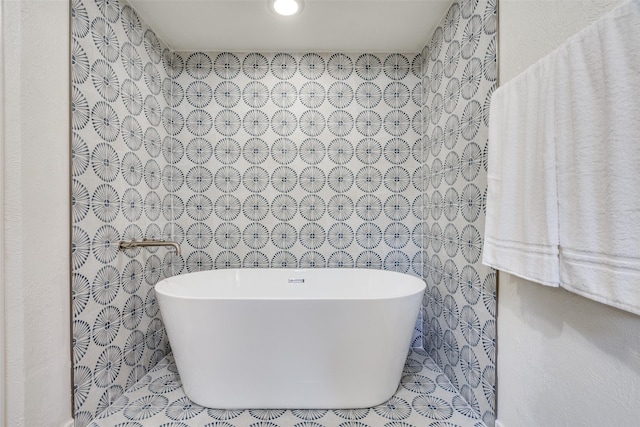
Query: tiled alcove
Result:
<box><xmin>71</xmin><ymin>0</ymin><xmax>496</xmax><ymax>425</ymax></box>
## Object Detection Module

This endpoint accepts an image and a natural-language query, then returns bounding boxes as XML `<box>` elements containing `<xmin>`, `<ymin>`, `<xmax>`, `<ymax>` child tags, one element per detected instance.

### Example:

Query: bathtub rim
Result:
<box><xmin>155</xmin><ymin>267</ymin><xmax>426</xmax><ymax>301</ymax></box>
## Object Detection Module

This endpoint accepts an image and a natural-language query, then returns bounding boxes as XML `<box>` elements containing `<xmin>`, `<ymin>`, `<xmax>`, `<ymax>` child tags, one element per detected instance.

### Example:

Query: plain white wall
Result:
<box><xmin>2</xmin><ymin>0</ymin><xmax>73</xmax><ymax>426</ymax></box>
<box><xmin>497</xmin><ymin>1</ymin><xmax>640</xmax><ymax>426</ymax></box>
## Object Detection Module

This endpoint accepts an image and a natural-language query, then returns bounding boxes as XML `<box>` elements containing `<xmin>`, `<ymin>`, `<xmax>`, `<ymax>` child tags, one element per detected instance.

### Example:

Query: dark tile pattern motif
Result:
<box><xmin>166</xmin><ymin>50</ymin><xmax>423</xmax><ymax>276</ymax></box>
<box><xmin>89</xmin><ymin>350</ymin><xmax>486</xmax><ymax>427</ymax></box>
<box><xmin>419</xmin><ymin>0</ymin><xmax>497</xmax><ymax>425</ymax></box>
<box><xmin>72</xmin><ymin>0</ymin><xmax>173</xmax><ymax>423</ymax></box>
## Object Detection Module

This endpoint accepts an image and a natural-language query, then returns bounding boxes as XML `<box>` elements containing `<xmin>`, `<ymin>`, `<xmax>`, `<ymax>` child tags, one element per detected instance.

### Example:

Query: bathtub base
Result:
<box><xmin>173</xmin><ymin>299</ymin><xmax>416</xmax><ymax>409</ymax></box>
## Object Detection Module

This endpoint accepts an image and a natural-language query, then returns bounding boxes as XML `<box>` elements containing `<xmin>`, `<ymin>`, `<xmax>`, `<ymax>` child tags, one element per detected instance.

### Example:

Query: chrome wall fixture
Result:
<box><xmin>119</xmin><ymin>239</ymin><xmax>181</xmax><ymax>256</ymax></box>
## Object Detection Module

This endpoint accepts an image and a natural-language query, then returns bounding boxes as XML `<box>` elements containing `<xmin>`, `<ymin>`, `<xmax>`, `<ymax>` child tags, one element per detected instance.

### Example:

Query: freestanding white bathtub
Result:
<box><xmin>156</xmin><ymin>268</ymin><xmax>425</xmax><ymax>409</ymax></box>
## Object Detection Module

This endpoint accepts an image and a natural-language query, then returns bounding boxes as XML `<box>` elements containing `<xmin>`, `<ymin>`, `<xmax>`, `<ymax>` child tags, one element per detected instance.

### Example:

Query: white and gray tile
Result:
<box><xmin>90</xmin><ymin>350</ymin><xmax>485</xmax><ymax>427</ymax></box>
<box><xmin>71</xmin><ymin>0</ymin><xmax>497</xmax><ymax>424</ymax></box>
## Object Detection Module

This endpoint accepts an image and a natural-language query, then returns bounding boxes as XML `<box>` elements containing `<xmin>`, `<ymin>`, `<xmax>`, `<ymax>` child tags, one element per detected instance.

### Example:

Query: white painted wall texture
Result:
<box><xmin>497</xmin><ymin>1</ymin><xmax>640</xmax><ymax>426</ymax></box>
<box><xmin>2</xmin><ymin>0</ymin><xmax>73</xmax><ymax>426</ymax></box>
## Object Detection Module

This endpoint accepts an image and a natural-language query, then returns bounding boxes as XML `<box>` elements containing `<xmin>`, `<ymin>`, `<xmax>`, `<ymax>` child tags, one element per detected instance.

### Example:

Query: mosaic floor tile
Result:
<box><xmin>90</xmin><ymin>349</ymin><xmax>486</xmax><ymax>427</ymax></box>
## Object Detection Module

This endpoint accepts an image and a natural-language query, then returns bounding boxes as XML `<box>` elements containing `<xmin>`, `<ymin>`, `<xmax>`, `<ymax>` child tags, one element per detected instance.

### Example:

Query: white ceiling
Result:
<box><xmin>127</xmin><ymin>0</ymin><xmax>453</xmax><ymax>53</ymax></box>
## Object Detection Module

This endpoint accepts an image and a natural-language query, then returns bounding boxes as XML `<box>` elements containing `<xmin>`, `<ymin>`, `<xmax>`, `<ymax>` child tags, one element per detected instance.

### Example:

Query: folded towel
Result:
<box><xmin>554</xmin><ymin>0</ymin><xmax>640</xmax><ymax>315</ymax></box>
<box><xmin>483</xmin><ymin>54</ymin><xmax>561</xmax><ymax>287</ymax></box>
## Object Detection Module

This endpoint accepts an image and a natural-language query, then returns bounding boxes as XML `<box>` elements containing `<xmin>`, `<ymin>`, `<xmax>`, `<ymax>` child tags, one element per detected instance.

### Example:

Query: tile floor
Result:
<box><xmin>89</xmin><ymin>349</ymin><xmax>485</xmax><ymax>427</ymax></box>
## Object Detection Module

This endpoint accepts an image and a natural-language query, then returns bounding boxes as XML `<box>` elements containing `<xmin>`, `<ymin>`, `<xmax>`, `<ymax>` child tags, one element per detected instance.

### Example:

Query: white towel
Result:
<box><xmin>554</xmin><ymin>0</ymin><xmax>640</xmax><ymax>315</ymax></box>
<box><xmin>483</xmin><ymin>55</ymin><xmax>561</xmax><ymax>287</ymax></box>
<box><xmin>484</xmin><ymin>0</ymin><xmax>640</xmax><ymax>315</ymax></box>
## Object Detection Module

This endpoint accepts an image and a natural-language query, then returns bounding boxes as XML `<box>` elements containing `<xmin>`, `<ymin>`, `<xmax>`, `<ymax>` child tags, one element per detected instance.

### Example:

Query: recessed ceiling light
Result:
<box><xmin>270</xmin><ymin>0</ymin><xmax>303</xmax><ymax>16</ymax></box>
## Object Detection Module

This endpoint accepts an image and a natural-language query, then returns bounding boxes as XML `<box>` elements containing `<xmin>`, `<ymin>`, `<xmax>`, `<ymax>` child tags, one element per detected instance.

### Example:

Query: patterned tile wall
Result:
<box><xmin>419</xmin><ymin>0</ymin><xmax>497</xmax><ymax>425</ymax></box>
<box><xmin>71</xmin><ymin>0</ymin><xmax>174</xmax><ymax>424</ymax></box>
<box><xmin>71</xmin><ymin>0</ymin><xmax>497</xmax><ymax>424</ymax></box>
<box><xmin>164</xmin><ymin>51</ymin><xmax>424</xmax><ymax>276</ymax></box>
